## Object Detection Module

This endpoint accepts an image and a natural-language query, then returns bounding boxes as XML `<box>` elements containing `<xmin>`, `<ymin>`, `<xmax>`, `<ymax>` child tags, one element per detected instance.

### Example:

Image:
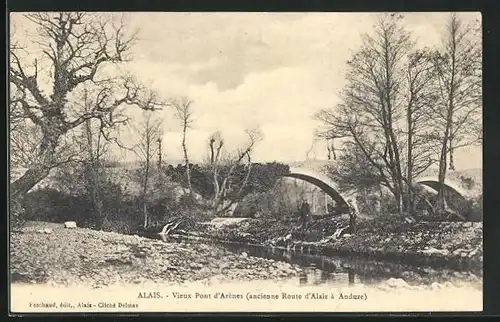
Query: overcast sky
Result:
<box><xmin>11</xmin><ymin>12</ymin><xmax>482</xmax><ymax>170</ymax></box>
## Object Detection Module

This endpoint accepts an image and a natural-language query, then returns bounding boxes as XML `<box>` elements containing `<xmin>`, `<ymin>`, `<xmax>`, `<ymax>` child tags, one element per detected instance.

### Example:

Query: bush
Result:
<box><xmin>20</xmin><ymin>184</ymin><xmax>142</xmax><ymax>234</ymax></box>
<box><xmin>101</xmin><ymin>199</ymin><xmax>143</xmax><ymax>234</ymax></box>
<box><xmin>467</xmin><ymin>195</ymin><xmax>483</xmax><ymax>222</ymax></box>
<box><xmin>10</xmin><ymin>198</ymin><xmax>27</xmax><ymax>231</ymax></box>
<box><xmin>17</xmin><ymin>163</ymin><xmax>224</xmax><ymax>235</ymax></box>
<box><xmin>356</xmin><ymin>212</ymin><xmax>410</xmax><ymax>233</ymax></box>
<box><xmin>21</xmin><ymin>188</ymin><xmax>81</xmax><ymax>223</ymax></box>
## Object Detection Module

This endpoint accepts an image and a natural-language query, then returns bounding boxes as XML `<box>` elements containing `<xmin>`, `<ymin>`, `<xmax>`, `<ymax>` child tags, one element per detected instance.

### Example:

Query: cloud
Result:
<box><xmin>10</xmin><ymin>12</ymin><xmax>482</xmax><ymax>169</ymax></box>
<box><xmin>126</xmin><ymin>12</ymin><xmax>377</xmax><ymax>91</ymax></box>
<box><xmin>121</xmin><ymin>58</ymin><xmax>339</xmax><ymax>162</ymax></box>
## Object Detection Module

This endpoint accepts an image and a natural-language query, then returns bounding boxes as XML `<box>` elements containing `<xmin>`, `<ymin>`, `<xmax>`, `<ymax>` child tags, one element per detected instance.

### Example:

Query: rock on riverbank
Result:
<box><xmin>10</xmin><ymin>222</ymin><xmax>303</xmax><ymax>287</ymax></box>
<box><xmin>195</xmin><ymin>217</ymin><xmax>483</xmax><ymax>269</ymax></box>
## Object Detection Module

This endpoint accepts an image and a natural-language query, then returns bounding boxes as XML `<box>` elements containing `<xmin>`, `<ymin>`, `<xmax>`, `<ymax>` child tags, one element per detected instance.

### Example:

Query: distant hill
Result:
<box><xmin>10</xmin><ymin>159</ymin><xmax>482</xmax><ymax>199</ymax></box>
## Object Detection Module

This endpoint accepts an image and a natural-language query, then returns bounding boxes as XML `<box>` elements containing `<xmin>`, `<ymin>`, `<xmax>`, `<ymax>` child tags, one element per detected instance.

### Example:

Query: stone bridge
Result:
<box><xmin>282</xmin><ymin>160</ymin><xmax>482</xmax><ymax>214</ymax></box>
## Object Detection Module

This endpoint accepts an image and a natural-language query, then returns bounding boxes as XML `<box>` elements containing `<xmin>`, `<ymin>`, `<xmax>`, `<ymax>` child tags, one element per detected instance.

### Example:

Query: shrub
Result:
<box><xmin>467</xmin><ymin>194</ymin><xmax>483</xmax><ymax>222</ymax></box>
<box><xmin>21</xmin><ymin>188</ymin><xmax>80</xmax><ymax>223</ymax></box>
<box><xmin>20</xmin><ymin>183</ymin><xmax>141</xmax><ymax>234</ymax></box>
<box><xmin>10</xmin><ymin>198</ymin><xmax>27</xmax><ymax>231</ymax></box>
<box><xmin>356</xmin><ymin>212</ymin><xmax>410</xmax><ymax>233</ymax></box>
<box><xmin>101</xmin><ymin>199</ymin><xmax>143</xmax><ymax>234</ymax></box>
<box><xmin>459</xmin><ymin>175</ymin><xmax>475</xmax><ymax>190</ymax></box>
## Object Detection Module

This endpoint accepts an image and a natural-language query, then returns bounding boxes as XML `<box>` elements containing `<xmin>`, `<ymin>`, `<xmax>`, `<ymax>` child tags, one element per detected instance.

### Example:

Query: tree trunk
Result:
<box><xmin>406</xmin><ymin>89</ymin><xmax>415</xmax><ymax>214</ymax></box>
<box><xmin>87</xmin><ymin>169</ymin><xmax>104</xmax><ymax>230</ymax></box>
<box><xmin>10</xmin><ymin>137</ymin><xmax>58</xmax><ymax>201</ymax></box>
<box><xmin>394</xmin><ymin>189</ymin><xmax>403</xmax><ymax>215</ymax></box>
<box><xmin>143</xmin><ymin>203</ymin><xmax>148</xmax><ymax>229</ymax></box>
<box><xmin>10</xmin><ymin>162</ymin><xmax>51</xmax><ymax>200</ymax></box>
<box><xmin>182</xmin><ymin>123</ymin><xmax>192</xmax><ymax>195</ymax></box>
<box><xmin>437</xmin><ymin>88</ymin><xmax>455</xmax><ymax>214</ymax></box>
<box><xmin>142</xmin><ymin>161</ymin><xmax>150</xmax><ymax>229</ymax></box>
<box><xmin>84</xmin><ymin>118</ymin><xmax>105</xmax><ymax>230</ymax></box>
<box><xmin>449</xmin><ymin>137</ymin><xmax>456</xmax><ymax>171</ymax></box>
<box><xmin>436</xmin><ymin>14</ymin><xmax>459</xmax><ymax>216</ymax></box>
<box><xmin>436</xmin><ymin>99</ymin><xmax>454</xmax><ymax>215</ymax></box>
<box><xmin>436</xmin><ymin>137</ymin><xmax>449</xmax><ymax>214</ymax></box>
<box><xmin>382</xmin><ymin>30</ymin><xmax>405</xmax><ymax>215</ymax></box>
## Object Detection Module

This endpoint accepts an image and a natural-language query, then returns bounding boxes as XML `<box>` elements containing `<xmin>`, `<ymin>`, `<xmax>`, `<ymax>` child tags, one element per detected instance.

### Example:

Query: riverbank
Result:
<box><xmin>9</xmin><ymin>220</ymin><xmax>482</xmax><ymax>289</ymax></box>
<box><xmin>10</xmin><ymin>221</ymin><xmax>483</xmax><ymax>312</ymax></box>
<box><xmin>10</xmin><ymin>221</ymin><xmax>303</xmax><ymax>287</ymax></box>
<box><xmin>192</xmin><ymin>216</ymin><xmax>483</xmax><ymax>271</ymax></box>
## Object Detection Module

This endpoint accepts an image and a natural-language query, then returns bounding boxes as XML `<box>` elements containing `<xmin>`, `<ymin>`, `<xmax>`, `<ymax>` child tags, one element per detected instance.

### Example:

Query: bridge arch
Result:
<box><xmin>415</xmin><ymin>176</ymin><xmax>470</xmax><ymax>199</ymax></box>
<box><xmin>414</xmin><ymin>176</ymin><xmax>473</xmax><ymax>217</ymax></box>
<box><xmin>231</xmin><ymin>167</ymin><xmax>356</xmax><ymax>217</ymax></box>
<box><xmin>281</xmin><ymin>167</ymin><xmax>356</xmax><ymax>211</ymax></box>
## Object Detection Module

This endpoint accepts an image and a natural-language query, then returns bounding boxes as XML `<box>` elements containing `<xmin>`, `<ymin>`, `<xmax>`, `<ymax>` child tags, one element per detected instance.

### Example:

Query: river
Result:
<box><xmin>148</xmin><ymin>234</ymin><xmax>483</xmax><ymax>290</ymax></box>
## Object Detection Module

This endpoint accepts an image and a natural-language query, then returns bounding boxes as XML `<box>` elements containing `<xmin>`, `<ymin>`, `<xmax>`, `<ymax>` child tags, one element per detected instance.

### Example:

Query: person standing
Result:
<box><xmin>300</xmin><ymin>199</ymin><xmax>310</xmax><ymax>229</ymax></box>
<box><xmin>347</xmin><ymin>199</ymin><xmax>357</xmax><ymax>233</ymax></box>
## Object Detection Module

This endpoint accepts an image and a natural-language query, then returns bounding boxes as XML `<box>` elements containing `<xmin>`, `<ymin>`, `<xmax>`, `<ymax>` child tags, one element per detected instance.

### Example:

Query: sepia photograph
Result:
<box><xmin>9</xmin><ymin>11</ymin><xmax>482</xmax><ymax>313</ymax></box>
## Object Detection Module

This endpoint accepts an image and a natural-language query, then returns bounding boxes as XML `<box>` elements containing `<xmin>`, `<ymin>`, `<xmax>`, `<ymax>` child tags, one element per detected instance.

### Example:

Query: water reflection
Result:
<box><xmin>148</xmin><ymin>234</ymin><xmax>481</xmax><ymax>288</ymax></box>
<box><xmin>347</xmin><ymin>268</ymin><xmax>355</xmax><ymax>286</ymax></box>
<box><xmin>216</xmin><ymin>242</ymin><xmax>481</xmax><ymax>287</ymax></box>
<box><xmin>299</xmin><ymin>272</ymin><xmax>307</xmax><ymax>285</ymax></box>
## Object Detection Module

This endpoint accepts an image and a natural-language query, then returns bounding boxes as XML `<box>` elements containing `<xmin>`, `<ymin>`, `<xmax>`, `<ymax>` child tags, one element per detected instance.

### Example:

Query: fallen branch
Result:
<box><xmin>160</xmin><ymin>219</ymin><xmax>184</xmax><ymax>235</ymax></box>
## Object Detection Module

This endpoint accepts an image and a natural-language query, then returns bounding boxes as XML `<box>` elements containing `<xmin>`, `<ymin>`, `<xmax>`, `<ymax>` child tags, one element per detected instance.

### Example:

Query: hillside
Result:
<box><xmin>11</xmin><ymin>160</ymin><xmax>482</xmax><ymax>199</ymax></box>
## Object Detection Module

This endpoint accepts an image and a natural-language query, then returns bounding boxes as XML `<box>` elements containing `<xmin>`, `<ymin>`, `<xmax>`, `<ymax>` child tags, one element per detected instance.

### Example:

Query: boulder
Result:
<box><xmin>386</xmin><ymin>277</ymin><xmax>409</xmax><ymax>288</ymax></box>
<box><xmin>43</xmin><ymin>228</ymin><xmax>53</xmax><ymax>234</ymax></box>
<box><xmin>64</xmin><ymin>221</ymin><xmax>77</xmax><ymax>229</ymax></box>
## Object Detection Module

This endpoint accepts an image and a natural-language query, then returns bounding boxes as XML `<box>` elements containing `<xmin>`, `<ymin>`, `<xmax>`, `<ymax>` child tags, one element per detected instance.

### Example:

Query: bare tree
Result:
<box><xmin>431</xmin><ymin>14</ymin><xmax>482</xmax><ymax>217</ymax></box>
<box><xmin>79</xmin><ymin>88</ymin><xmax>113</xmax><ymax>230</ymax></box>
<box><xmin>131</xmin><ymin>112</ymin><xmax>164</xmax><ymax>229</ymax></box>
<box><xmin>9</xmin><ymin>12</ymin><xmax>164</xmax><ymax>203</ymax></box>
<box><xmin>172</xmin><ymin>97</ymin><xmax>195</xmax><ymax>195</ymax></box>
<box><xmin>316</xmin><ymin>14</ymin><xmax>414</xmax><ymax>214</ymax></box>
<box><xmin>403</xmin><ymin>49</ymin><xmax>440</xmax><ymax>212</ymax></box>
<box><xmin>207</xmin><ymin>129</ymin><xmax>263</xmax><ymax>216</ymax></box>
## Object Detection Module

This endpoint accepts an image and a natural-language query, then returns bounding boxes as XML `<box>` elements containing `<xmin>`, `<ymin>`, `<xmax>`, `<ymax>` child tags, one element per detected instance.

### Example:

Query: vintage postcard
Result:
<box><xmin>9</xmin><ymin>11</ymin><xmax>482</xmax><ymax>314</ymax></box>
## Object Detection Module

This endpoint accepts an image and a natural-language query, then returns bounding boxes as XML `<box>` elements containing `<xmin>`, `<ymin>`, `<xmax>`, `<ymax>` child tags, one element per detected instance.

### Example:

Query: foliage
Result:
<box><xmin>25</xmin><ymin>159</ymin><xmax>218</xmax><ymax>234</ymax></box>
<box><xmin>21</xmin><ymin>188</ymin><xmax>80</xmax><ymax>223</ymax></box>
<box><xmin>165</xmin><ymin>162</ymin><xmax>290</xmax><ymax>206</ymax></box>
<box><xmin>459</xmin><ymin>176</ymin><xmax>475</xmax><ymax>190</ymax></box>
<box><xmin>10</xmin><ymin>198</ymin><xmax>27</xmax><ymax>231</ymax></box>
<box><xmin>467</xmin><ymin>195</ymin><xmax>483</xmax><ymax>222</ymax></box>
<box><xmin>327</xmin><ymin>146</ymin><xmax>386</xmax><ymax>193</ymax></box>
